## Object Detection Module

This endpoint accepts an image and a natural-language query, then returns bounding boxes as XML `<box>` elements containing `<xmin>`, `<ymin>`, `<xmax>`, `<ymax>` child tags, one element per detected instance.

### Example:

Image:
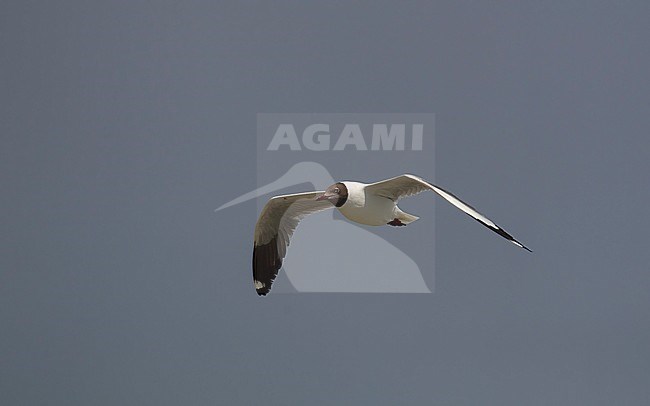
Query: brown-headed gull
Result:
<box><xmin>252</xmin><ymin>174</ymin><xmax>530</xmax><ymax>295</ymax></box>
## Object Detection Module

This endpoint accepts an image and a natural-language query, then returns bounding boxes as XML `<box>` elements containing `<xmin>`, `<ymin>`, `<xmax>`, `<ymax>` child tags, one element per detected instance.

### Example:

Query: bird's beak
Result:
<box><xmin>316</xmin><ymin>192</ymin><xmax>334</xmax><ymax>202</ymax></box>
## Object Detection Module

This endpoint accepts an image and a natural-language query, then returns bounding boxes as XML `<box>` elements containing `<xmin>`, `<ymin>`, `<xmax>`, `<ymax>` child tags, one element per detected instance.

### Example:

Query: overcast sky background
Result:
<box><xmin>2</xmin><ymin>1</ymin><xmax>650</xmax><ymax>405</ymax></box>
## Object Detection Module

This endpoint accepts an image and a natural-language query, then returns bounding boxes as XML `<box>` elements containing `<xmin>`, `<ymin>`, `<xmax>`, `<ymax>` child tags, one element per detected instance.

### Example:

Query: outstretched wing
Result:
<box><xmin>365</xmin><ymin>175</ymin><xmax>531</xmax><ymax>252</ymax></box>
<box><xmin>253</xmin><ymin>191</ymin><xmax>335</xmax><ymax>295</ymax></box>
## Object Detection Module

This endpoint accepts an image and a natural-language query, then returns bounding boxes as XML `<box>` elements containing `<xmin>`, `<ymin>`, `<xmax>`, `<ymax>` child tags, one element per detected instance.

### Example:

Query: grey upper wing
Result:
<box><xmin>253</xmin><ymin>191</ymin><xmax>334</xmax><ymax>295</ymax></box>
<box><xmin>365</xmin><ymin>175</ymin><xmax>531</xmax><ymax>251</ymax></box>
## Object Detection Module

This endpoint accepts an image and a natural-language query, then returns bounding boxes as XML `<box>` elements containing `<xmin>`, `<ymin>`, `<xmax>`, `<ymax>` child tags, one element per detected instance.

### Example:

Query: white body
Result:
<box><xmin>337</xmin><ymin>181</ymin><xmax>406</xmax><ymax>226</ymax></box>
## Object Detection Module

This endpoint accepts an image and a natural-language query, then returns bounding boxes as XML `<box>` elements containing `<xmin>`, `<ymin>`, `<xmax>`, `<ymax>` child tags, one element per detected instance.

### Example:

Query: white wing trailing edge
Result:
<box><xmin>365</xmin><ymin>175</ymin><xmax>532</xmax><ymax>252</ymax></box>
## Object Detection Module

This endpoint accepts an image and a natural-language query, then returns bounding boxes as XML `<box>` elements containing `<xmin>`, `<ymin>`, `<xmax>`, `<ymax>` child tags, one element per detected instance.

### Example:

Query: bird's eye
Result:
<box><xmin>333</xmin><ymin>188</ymin><xmax>339</xmax><ymax>193</ymax></box>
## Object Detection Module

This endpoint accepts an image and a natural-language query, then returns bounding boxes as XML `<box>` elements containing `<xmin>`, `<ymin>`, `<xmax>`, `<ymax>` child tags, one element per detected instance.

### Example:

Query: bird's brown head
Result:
<box><xmin>316</xmin><ymin>182</ymin><xmax>348</xmax><ymax>207</ymax></box>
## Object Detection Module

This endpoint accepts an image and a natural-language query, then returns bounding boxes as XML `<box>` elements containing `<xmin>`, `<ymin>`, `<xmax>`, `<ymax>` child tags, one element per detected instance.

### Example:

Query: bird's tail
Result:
<box><xmin>395</xmin><ymin>209</ymin><xmax>419</xmax><ymax>224</ymax></box>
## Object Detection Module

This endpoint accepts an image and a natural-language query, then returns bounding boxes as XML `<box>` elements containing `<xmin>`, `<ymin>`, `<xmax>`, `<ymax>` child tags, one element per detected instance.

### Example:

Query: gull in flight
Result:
<box><xmin>246</xmin><ymin>174</ymin><xmax>531</xmax><ymax>295</ymax></box>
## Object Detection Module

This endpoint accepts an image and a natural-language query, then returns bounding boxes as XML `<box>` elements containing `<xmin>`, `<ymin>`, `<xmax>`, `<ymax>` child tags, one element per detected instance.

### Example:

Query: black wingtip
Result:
<box><xmin>511</xmin><ymin>238</ymin><xmax>532</xmax><ymax>252</ymax></box>
<box><xmin>253</xmin><ymin>237</ymin><xmax>282</xmax><ymax>297</ymax></box>
<box><xmin>254</xmin><ymin>279</ymin><xmax>272</xmax><ymax>296</ymax></box>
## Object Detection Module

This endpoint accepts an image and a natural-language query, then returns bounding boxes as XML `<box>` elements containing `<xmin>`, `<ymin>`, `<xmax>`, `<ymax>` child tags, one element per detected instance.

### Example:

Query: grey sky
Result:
<box><xmin>2</xmin><ymin>1</ymin><xmax>649</xmax><ymax>405</ymax></box>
